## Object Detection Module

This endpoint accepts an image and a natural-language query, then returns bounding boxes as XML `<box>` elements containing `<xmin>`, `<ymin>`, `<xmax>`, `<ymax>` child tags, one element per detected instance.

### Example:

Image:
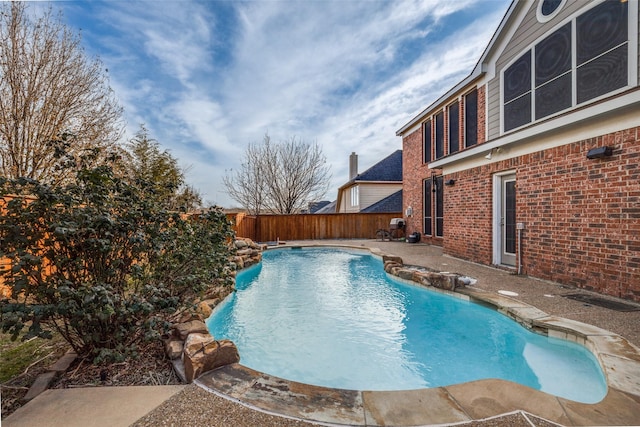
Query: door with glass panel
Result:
<box><xmin>499</xmin><ymin>174</ymin><xmax>516</xmax><ymax>266</ymax></box>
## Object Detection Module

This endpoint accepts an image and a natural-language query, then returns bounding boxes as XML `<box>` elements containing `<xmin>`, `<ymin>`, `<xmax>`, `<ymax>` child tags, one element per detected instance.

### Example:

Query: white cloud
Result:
<box><xmin>60</xmin><ymin>0</ymin><xmax>510</xmax><ymax>208</ymax></box>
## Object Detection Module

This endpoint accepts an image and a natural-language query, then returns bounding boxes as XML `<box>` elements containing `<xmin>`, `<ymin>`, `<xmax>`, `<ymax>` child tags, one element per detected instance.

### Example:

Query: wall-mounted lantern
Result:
<box><xmin>405</xmin><ymin>206</ymin><xmax>413</xmax><ymax>217</ymax></box>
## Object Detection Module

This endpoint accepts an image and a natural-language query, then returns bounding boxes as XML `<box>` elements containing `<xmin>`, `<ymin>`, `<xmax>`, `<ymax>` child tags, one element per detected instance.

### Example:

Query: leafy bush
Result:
<box><xmin>0</xmin><ymin>153</ymin><xmax>234</xmax><ymax>363</ymax></box>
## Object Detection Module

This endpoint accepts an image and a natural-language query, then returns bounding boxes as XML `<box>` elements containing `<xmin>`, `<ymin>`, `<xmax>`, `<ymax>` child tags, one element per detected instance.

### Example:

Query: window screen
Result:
<box><xmin>535</xmin><ymin>23</ymin><xmax>571</xmax><ymax>86</ymax></box>
<box><xmin>435</xmin><ymin>176</ymin><xmax>444</xmax><ymax>238</ymax></box>
<box><xmin>448</xmin><ymin>102</ymin><xmax>459</xmax><ymax>154</ymax></box>
<box><xmin>423</xmin><ymin>179</ymin><xmax>432</xmax><ymax>236</ymax></box>
<box><xmin>423</xmin><ymin>120</ymin><xmax>432</xmax><ymax>163</ymax></box>
<box><xmin>536</xmin><ymin>73</ymin><xmax>572</xmax><ymax>120</ymax></box>
<box><xmin>504</xmin><ymin>93</ymin><xmax>531</xmax><ymax>132</ymax></box>
<box><xmin>465</xmin><ymin>89</ymin><xmax>478</xmax><ymax>147</ymax></box>
<box><xmin>576</xmin><ymin>1</ymin><xmax>628</xmax><ymax>104</ymax></box>
<box><xmin>504</xmin><ymin>51</ymin><xmax>531</xmax><ymax>103</ymax></box>
<box><xmin>576</xmin><ymin>0</ymin><xmax>627</xmax><ymax>66</ymax></box>
<box><xmin>577</xmin><ymin>45</ymin><xmax>628</xmax><ymax>104</ymax></box>
<box><xmin>435</xmin><ymin>112</ymin><xmax>444</xmax><ymax>159</ymax></box>
<box><xmin>504</xmin><ymin>51</ymin><xmax>532</xmax><ymax>131</ymax></box>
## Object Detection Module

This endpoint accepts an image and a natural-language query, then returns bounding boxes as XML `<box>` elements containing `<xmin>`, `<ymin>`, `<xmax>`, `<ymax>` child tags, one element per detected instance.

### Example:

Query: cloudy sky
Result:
<box><xmin>54</xmin><ymin>0</ymin><xmax>510</xmax><ymax>207</ymax></box>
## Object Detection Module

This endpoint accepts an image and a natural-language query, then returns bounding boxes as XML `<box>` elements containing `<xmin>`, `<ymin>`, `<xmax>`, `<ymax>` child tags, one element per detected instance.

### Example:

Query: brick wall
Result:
<box><xmin>442</xmin><ymin>126</ymin><xmax>640</xmax><ymax>301</ymax></box>
<box><xmin>444</xmin><ymin>162</ymin><xmax>504</xmax><ymax>265</ymax></box>
<box><xmin>402</xmin><ymin>83</ymin><xmax>488</xmax><ymax>246</ymax></box>
<box><xmin>518</xmin><ymin>127</ymin><xmax>640</xmax><ymax>300</ymax></box>
<box><xmin>402</xmin><ymin>126</ymin><xmax>436</xmax><ymax>242</ymax></box>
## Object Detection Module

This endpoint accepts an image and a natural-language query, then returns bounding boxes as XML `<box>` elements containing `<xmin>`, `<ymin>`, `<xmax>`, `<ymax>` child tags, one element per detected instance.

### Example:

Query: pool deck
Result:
<box><xmin>5</xmin><ymin>240</ymin><xmax>640</xmax><ymax>427</ymax></box>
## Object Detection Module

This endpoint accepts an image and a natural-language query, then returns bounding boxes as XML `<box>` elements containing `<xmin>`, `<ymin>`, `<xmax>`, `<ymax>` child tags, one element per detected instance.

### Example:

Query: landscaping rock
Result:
<box><xmin>196</xmin><ymin>299</ymin><xmax>219</xmax><ymax>319</ymax></box>
<box><xmin>232</xmin><ymin>255</ymin><xmax>244</xmax><ymax>270</ymax></box>
<box><xmin>173</xmin><ymin>320</ymin><xmax>208</xmax><ymax>340</ymax></box>
<box><xmin>396</xmin><ymin>268</ymin><xmax>416</xmax><ymax>281</ymax></box>
<box><xmin>171</xmin><ymin>311</ymin><xmax>202</xmax><ymax>324</ymax></box>
<box><xmin>384</xmin><ymin>260</ymin><xmax>402</xmax><ymax>273</ymax></box>
<box><xmin>183</xmin><ymin>338</ymin><xmax>240</xmax><ymax>382</ymax></box>
<box><xmin>383</xmin><ymin>255</ymin><xmax>403</xmax><ymax>264</ymax></box>
<box><xmin>164</xmin><ymin>339</ymin><xmax>184</xmax><ymax>360</ymax></box>
<box><xmin>203</xmin><ymin>286</ymin><xmax>227</xmax><ymax>300</ymax></box>
<box><xmin>236</xmin><ymin>248</ymin><xmax>256</xmax><ymax>257</ymax></box>
<box><xmin>184</xmin><ymin>332</ymin><xmax>215</xmax><ymax>353</ymax></box>
<box><xmin>244</xmin><ymin>256</ymin><xmax>260</xmax><ymax>268</ymax></box>
<box><xmin>414</xmin><ymin>271</ymin><xmax>458</xmax><ymax>291</ymax></box>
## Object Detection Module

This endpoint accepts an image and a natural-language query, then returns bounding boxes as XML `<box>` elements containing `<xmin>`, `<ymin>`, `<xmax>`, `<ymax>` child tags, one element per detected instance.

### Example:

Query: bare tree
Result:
<box><xmin>0</xmin><ymin>2</ymin><xmax>124</xmax><ymax>185</ymax></box>
<box><xmin>223</xmin><ymin>134</ymin><xmax>331</xmax><ymax>214</ymax></box>
<box><xmin>223</xmin><ymin>135</ymin><xmax>268</xmax><ymax>215</ymax></box>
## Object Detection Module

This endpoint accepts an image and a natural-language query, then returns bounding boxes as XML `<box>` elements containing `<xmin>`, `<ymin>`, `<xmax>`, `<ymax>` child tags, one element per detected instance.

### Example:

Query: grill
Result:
<box><xmin>389</xmin><ymin>218</ymin><xmax>405</xmax><ymax>230</ymax></box>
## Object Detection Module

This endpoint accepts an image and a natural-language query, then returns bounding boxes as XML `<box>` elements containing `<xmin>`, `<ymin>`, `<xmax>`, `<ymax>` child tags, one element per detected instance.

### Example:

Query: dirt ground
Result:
<box><xmin>1</xmin><ymin>337</ymin><xmax>179</xmax><ymax>418</ymax></box>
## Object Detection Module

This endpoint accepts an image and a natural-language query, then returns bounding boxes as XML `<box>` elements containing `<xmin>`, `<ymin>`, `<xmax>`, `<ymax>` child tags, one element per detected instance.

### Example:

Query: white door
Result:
<box><xmin>493</xmin><ymin>173</ymin><xmax>516</xmax><ymax>267</ymax></box>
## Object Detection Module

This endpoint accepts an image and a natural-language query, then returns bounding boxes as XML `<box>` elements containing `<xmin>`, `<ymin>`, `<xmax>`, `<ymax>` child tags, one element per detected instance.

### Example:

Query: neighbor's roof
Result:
<box><xmin>314</xmin><ymin>200</ymin><xmax>336</xmax><ymax>214</ymax></box>
<box><xmin>360</xmin><ymin>190</ymin><xmax>403</xmax><ymax>213</ymax></box>
<box><xmin>308</xmin><ymin>200</ymin><xmax>332</xmax><ymax>213</ymax></box>
<box><xmin>352</xmin><ymin>149</ymin><xmax>403</xmax><ymax>184</ymax></box>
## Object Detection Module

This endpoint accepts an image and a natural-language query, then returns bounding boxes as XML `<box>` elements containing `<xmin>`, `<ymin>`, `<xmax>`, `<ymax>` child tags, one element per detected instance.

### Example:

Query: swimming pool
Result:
<box><xmin>207</xmin><ymin>247</ymin><xmax>607</xmax><ymax>403</ymax></box>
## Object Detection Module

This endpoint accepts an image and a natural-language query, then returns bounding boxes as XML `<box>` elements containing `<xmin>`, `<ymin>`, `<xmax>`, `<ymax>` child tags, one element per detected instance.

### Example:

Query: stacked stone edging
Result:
<box><xmin>167</xmin><ymin>237</ymin><xmax>265</xmax><ymax>383</ymax></box>
<box><xmin>382</xmin><ymin>254</ymin><xmax>467</xmax><ymax>292</ymax></box>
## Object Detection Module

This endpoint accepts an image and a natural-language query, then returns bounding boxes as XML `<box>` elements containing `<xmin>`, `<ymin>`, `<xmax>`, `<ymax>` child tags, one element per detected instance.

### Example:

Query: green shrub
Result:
<box><xmin>0</xmin><ymin>153</ymin><xmax>234</xmax><ymax>363</ymax></box>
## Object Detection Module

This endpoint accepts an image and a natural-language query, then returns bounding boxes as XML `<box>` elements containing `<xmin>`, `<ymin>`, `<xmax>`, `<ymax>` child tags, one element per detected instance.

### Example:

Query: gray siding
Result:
<box><xmin>360</xmin><ymin>183</ymin><xmax>402</xmax><ymax>211</ymax></box>
<box><xmin>487</xmin><ymin>79</ymin><xmax>501</xmax><ymax>140</ymax></box>
<box><xmin>486</xmin><ymin>0</ymin><xmax>603</xmax><ymax>140</ymax></box>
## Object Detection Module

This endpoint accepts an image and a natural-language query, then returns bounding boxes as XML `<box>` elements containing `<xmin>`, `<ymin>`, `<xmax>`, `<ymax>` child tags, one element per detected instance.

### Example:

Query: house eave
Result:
<box><xmin>395</xmin><ymin>0</ymin><xmax>522</xmax><ymax>137</ymax></box>
<box><xmin>337</xmin><ymin>180</ymin><xmax>402</xmax><ymax>192</ymax></box>
<box><xmin>395</xmin><ymin>71</ymin><xmax>484</xmax><ymax>137</ymax></box>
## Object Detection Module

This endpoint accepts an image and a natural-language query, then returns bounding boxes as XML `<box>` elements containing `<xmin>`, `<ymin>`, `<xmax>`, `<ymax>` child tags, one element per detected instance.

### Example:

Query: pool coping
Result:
<box><xmin>198</xmin><ymin>243</ymin><xmax>640</xmax><ymax>426</ymax></box>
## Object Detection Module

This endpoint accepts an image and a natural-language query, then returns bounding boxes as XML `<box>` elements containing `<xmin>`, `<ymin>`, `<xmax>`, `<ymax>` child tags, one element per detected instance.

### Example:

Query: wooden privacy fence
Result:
<box><xmin>228</xmin><ymin>212</ymin><xmax>403</xmax><ymax>242</ymax></box>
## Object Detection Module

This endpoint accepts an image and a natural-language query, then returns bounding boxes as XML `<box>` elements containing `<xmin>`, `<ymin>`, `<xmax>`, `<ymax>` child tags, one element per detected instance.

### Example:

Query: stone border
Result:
<box><xmin>22</xmin><ymin>350</ymin><xmax>77</xmax><ymax>402</ymax></box>
<box><xmin>167</xmin><ymin>237</ymin><xmax>265</xmax><ymax>383</ymax></box>
<box><xmin>197</xmin><ymin>243</ymin><xmax>640</xmax><ymax>426</ymax></box>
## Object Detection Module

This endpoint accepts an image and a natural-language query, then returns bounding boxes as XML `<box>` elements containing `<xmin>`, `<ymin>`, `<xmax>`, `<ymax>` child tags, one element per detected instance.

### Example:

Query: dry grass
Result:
<box><xmin>1</xmin><ymin>335</ymin><xmax>180</xmax><ymax>418</ymax></box>
<box><xmin>1</xmin><ymin>332</ymin><xmax>69</xmax><ymax>417</ymax></box>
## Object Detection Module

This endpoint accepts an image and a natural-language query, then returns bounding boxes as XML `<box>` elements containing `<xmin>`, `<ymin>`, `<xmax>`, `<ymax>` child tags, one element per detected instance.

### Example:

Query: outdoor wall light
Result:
<box><xmin>586</xmin><ymin>146</ymin><xmax>613</xmax><ymax>159</ymax></box>
<box><xmin>484</xmin><ymin>147</ymin><xmax>501</xmax><ymax>160</ymax></box>
<box><xmin>405</xmin><ymin>206</ymin><xmax>413</xmax><ymax>217</ymax></box>
<box><xmin>445</xmin><ymin>179</ymin><xmax>455</xmax><ymax>186</ymax></box>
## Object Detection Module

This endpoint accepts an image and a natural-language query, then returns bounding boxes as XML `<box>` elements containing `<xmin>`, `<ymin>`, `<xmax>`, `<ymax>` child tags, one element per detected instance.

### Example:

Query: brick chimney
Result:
<box><xmin>349</xmin><ymin>152</ymin><xmax>358</xmax><ymax>180</ymax></box>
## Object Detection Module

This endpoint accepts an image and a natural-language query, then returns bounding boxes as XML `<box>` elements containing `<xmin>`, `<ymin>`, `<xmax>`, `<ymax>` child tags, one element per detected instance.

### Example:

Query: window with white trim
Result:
<box><xmin>536</xmin><ymin>0</ymin><xmax>566</xmax><ymax>23</ymax></box>
<box><xmin>503</xmin><ymin>0</ymin><xmax>631</xmax><ymax>133</ymax></box>
<box><xmin>350</xmin><ymin>186</ymin><xmax>359</xmax><ymax>207</ymax></box>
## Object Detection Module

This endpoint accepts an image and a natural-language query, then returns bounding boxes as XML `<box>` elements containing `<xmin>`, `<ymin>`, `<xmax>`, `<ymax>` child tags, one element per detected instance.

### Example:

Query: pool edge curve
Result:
<box><xmin>199</xmin><ymin>243</ymin><xmax>640</xmax><ymax>426</ymax></box>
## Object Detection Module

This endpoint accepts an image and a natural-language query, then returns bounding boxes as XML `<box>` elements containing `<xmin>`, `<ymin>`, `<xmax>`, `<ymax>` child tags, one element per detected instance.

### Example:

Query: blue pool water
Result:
<box><xmin>207</xmin><ymin>247</ymin><xmax>607</xmax><ymax>403</ymax></box>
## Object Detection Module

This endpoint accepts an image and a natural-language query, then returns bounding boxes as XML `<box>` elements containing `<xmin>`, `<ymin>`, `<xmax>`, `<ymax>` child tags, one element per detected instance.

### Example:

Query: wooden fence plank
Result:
<box><xmin>232</xmin><ymin>213</ymin><xmax>403</xmax><ymax>242</ymax></box>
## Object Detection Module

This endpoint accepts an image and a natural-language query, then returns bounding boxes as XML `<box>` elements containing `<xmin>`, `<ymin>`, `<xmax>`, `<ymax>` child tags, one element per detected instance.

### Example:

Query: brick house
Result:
<box><xmin>397</xmin><ymin>0</ymin><xmax>639</xmax><ymax>300</ymax></box>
